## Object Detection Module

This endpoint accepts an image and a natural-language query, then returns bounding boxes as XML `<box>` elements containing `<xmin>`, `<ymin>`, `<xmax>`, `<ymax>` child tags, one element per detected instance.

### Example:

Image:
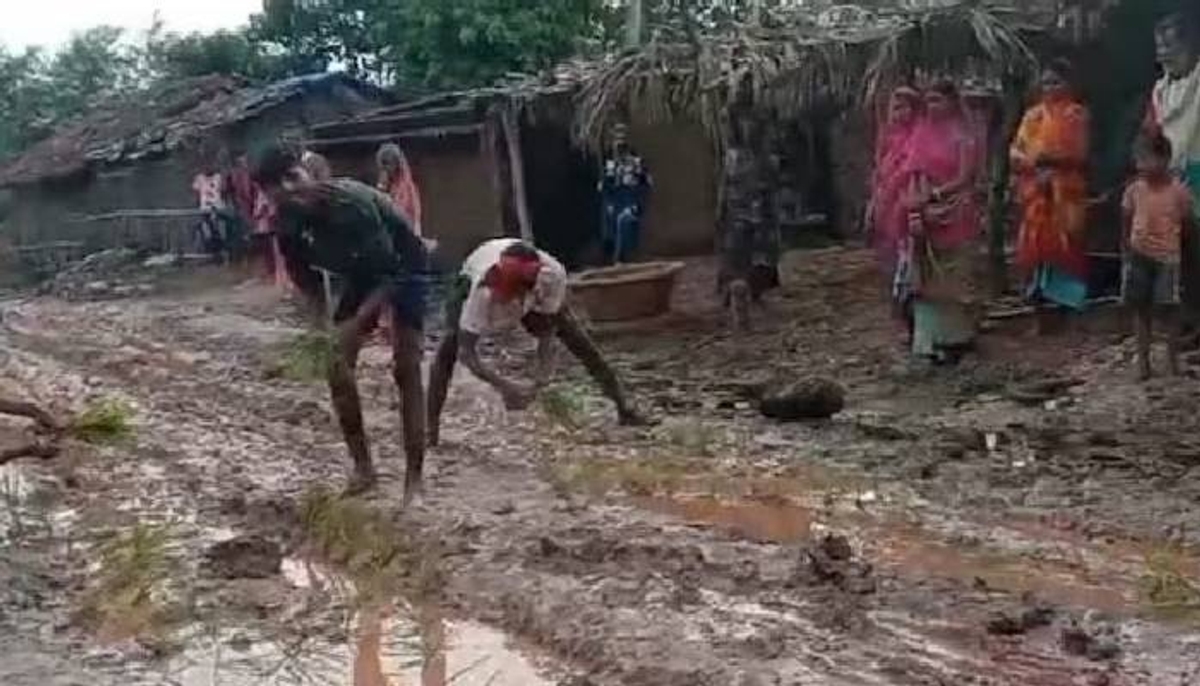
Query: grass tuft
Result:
<box><xmin>277</xmin><ymin>332</ymin><xmax>336</xmax><ymax>383</ymax></box>
<box><xmin>538</xmin><ymin>384</ymin><xmax>586</xmax><ymax>430</ymax></box>
<box><xmin>1139</xmin><ymin>543</ymin><xmax>1200</xmax><ymax>619</ymax></box>
<box><xmin>79</xmin><ymin>523</ymin><xmax>183</xmax><ymax>642</ymax></box>
<box><xmin>69</xmin><ymin>398</ymin><xmax>135</xmax><ymax>444</ymax></box>
<box><xmin>298</xmin><ymin>487</ymin><xmax>441</xmax><ymax>605</ymax></box>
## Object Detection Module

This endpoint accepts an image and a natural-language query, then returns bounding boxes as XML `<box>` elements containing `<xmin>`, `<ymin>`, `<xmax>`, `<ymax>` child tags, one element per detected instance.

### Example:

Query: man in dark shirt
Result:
<box><xmin>252</xmin><ymin>141</ymin><xmax>430</xmax><ymax>503</ymax></box>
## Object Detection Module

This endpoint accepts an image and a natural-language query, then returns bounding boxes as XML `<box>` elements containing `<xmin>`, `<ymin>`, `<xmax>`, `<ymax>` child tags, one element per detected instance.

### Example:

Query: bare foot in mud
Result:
<box><xmin>618</xmin><ymin>409</ymin><xmax>656</xmax><ymax>427</ymax></box>
<box><xmin>402</xmin><ymin>480</ymin><xmax>425</xmax><ymax>509</ymax></box>
<box><xmin>343</xmin><ymin>470</ymin><xmax>379</xmax><ymax>497</ymax></box>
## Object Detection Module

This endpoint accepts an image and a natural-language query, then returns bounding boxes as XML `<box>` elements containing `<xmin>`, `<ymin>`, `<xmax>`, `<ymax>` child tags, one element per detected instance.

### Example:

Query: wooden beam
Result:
<box><xmin>498</xmin><ymin>107</ymin><xmax>534</xmax><ymax>243</ymax></box>
<box><xmin>69</xmin><ymin>208</ymin><xmax>205</xmax><ymax>223</ymax></box>
<box><xmin>304</xmin><ymin>125</ymin><xmax>485</xmax><ymax>151</ymax></box>
<box><xmin>310</xmin><ymin>105</ymin><xmax>480</xmax><ymax>140</ymax></box>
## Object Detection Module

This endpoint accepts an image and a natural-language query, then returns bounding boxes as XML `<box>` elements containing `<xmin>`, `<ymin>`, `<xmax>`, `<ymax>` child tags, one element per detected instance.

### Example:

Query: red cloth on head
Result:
<box><xmin>485</xmin><ymin>254</ymin><xmax>542</xmax><ymax>302</ymax></box>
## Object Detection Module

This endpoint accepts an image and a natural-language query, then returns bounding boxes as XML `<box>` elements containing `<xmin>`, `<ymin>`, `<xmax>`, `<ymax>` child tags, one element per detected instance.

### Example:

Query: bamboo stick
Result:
<box><xmin>499</xmin><ymin>106</ymin><xmax>535</xmax><ymax>243</ymax></box>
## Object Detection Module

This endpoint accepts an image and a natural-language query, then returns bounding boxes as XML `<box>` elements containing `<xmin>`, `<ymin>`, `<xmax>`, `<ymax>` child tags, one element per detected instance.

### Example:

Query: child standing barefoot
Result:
<box><xmin>1121</xmin><ymin>134</ymin><xmax>1196</xmax><ymax>380</ymax></box>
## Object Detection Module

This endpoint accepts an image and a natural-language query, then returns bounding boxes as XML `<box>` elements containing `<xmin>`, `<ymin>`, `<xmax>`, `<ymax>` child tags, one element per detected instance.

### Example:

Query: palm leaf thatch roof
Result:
<box><xmin>574</xmin><ymin>2</ymin><xmax>1042</xmax><ymax>151</ymax></box>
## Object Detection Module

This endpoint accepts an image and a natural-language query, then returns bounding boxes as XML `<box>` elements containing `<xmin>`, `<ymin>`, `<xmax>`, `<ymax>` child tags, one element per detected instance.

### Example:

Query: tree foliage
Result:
<box><xmin>0</xmin><ymin>0</ymin><xmax>623</xmax><ymax>158</ymax></box>
<box><xmin>381</xmin><ymin>0</ymin><xmax>615</xmax><ymax>89</ymax></box>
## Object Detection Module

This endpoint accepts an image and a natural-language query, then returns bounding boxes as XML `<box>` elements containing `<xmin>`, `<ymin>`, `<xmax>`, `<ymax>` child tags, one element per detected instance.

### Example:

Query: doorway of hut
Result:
<box><xmin>520</xmin><ymin>121</ymin><xmax>601</xmax><ymax>271</ymax></box>
<box><xmin>773</xmin><ymin>116</ymin><xmax>839</xmax><ymax>250</ymax></box>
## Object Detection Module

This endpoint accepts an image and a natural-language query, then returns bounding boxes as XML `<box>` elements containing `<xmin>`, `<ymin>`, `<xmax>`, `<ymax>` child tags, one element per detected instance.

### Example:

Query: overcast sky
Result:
<box><xmin>0</xmin><ymin>0</ymin><xmax>262</xmax><ymax>51</ymax></box>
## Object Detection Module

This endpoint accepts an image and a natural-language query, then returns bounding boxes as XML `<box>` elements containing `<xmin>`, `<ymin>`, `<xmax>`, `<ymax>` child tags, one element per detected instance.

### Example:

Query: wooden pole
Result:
<box><xmin>987</xmin><ymin>79</ymin><xmax>1026</xmax><ymax>296</ymax></box>
<box><xmin>749</xmin><ymin>0</ymin><xmax>763</xmax><ymax>27</ymax></box>
<box><xmin>626</xmin><ymin>0</ymin><xmax>644</xmax><ymax>48</ymax></box>
<box><xmin>499</xmin><ymin>106</ymin><xmax>535</xmax><ymax>244</ymax></box>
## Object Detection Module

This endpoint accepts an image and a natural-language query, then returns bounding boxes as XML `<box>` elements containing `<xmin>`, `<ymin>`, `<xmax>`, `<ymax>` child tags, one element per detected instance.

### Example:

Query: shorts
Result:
<box><xmin>1122</xmin><ymin>252</ymin><xmax>1180</xmax><ymax>308</ymax></box>
<box><xmin>333</xmin><ymin>274</ymin><xmax>426</xmax><ymax>331</ymax></box>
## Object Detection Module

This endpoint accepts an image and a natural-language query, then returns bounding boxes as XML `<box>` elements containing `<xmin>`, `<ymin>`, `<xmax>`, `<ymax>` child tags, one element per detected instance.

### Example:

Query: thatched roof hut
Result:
<box><xmin>572</xmin><ymin>3</ymin><xmax>1044</xmax><ymax>153</ymax></box>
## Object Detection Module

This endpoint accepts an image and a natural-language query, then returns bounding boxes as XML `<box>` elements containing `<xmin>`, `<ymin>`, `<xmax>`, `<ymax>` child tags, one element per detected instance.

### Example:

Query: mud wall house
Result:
<box><xmin>0</xmin><ymin>73</ymin><xmax>392</xmax><ymax>255</ymax></box>
<box><xmin>306</xmin><ymin>69</ymin><xmax>719</xmax><ymax>268</ymax></box>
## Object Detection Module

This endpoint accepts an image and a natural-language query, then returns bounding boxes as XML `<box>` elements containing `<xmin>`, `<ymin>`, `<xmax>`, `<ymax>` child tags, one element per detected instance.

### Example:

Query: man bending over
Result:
<box><xmin>427</xmin><ymin>238</ymin><xmax>649</xmax><ymax>446</ymax></box>
<box><xmin>252</xmin><ymin>141</ymin><xmax>429</xmax><ymax>503</ymax></box>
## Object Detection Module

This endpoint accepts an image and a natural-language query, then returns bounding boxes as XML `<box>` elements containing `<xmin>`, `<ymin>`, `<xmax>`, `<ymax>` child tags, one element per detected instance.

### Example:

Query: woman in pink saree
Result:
<box><xmin>869</xmin><ymin>86</ymin><xmax>922</xmax><ymax>337</ymax></box>
<box><xmin>897</xmin><ymin>80</ymin><xmax>983</xmax><ymax>363</ymax></box>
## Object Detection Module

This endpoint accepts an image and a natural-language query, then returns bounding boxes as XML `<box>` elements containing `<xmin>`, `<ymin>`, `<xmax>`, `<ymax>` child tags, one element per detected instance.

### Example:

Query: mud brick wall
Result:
<box><xmin>629</xmin><ymin>121</ymin><xmax>719</xmax><ymax>257</ymax></box>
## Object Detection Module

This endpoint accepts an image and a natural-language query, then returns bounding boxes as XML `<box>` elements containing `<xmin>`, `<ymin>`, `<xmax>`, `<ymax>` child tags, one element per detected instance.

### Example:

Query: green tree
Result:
<box><xmin>384</xmin><ymin>0</ymin><xmax>612</xmax><ymax>88</ymax></box>
<box><xmin>0</xmin><ymin>47</ymin><xmax>54</xmax><ymax>155</ymax></box>
<box><xmin>250</xmin><ymin>0</ymin><xmax>388</xmax><ymax>80</ymax></box>
<box><xmin>145</xmin><ymin>28</ymin><xmax>295</xmax><ymax>81</ymax></box>
<box><xmin>249</xmin><ymin>0</ymin><xmax>616</xmax><ymax>89</ymax></box>
<box><xmin>0</xmin><ymin>27</ymin><xmax>136</xmax><ymax>159</ymax></box>
<box><xmin>45</xmin><ymin>26</ymin><xmax>137</xmax><ymax>116</ymax></box>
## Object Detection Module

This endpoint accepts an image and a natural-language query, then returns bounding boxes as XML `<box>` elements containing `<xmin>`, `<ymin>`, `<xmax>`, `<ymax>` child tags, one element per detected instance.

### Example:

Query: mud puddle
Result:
<box><xmin>631</xmin><ymin>492</ymin><xmax>1158</xmax><ymax>614</ymax></box>
<box><xmin>166</xmin><ymin>558</ymin><xmax>557</xmax><ymax>686</ymax></box>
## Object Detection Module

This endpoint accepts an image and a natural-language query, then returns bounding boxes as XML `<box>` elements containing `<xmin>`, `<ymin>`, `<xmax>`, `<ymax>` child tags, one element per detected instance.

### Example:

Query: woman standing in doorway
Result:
<box><xmin>899</xmin><ymin>80</ymin><xmax>983</xmax><ymax>364</ymax></box>
<box><xmin>1011</xmin><ymin>58</ymin><xmax>1091</xmax><ymax>331</ymax></box>
<box><xmin>869</xmin><ymin>86</ymin><xmax>922</xmax><ymax>343</ymax></box>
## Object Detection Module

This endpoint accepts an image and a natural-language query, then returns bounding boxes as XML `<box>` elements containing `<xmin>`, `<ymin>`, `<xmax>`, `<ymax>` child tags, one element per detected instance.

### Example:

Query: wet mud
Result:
<box><xmin>2</xmin><ymin>252</ymin><xmax>1200</xmax><ymax>684</ymax></box>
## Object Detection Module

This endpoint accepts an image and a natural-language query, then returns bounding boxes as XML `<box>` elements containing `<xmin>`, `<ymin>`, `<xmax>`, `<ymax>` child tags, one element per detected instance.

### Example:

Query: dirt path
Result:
<box><xmin>3</xmin><ymin>250</ymin><xmax>1200</xmax><ymax>684</ymax></box>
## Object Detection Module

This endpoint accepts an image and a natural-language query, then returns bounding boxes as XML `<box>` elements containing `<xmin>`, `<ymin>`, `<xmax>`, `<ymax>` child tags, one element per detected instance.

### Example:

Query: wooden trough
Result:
<box><xmin>568</xmin><ymin>261</ymin><xmax>685</xmax><ymax>322</ymax></box>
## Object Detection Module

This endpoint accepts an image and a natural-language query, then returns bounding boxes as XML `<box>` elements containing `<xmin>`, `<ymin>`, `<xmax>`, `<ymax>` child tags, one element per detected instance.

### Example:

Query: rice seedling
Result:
<box><xmin>298</xmin><ymin>487</ymin><xmax>442</xmax><ymax>606</ymax></box>
<box><xmin>1139</xmin><ymin>542</ymin><xmax>1200</xmax><ymax>621</ymax></box>
<box><xmin>69</xmin><ymin>397</ymin><xmax>135</xmax><ymax>445</ymax></box>
<box><xmin>538</xmin><ymin>384</ymin><xmax>587</xmax><ymax>430</ymax></box>
<box><xmin>79</xmin><ymin>523</ymin><xmax>184</xmax><ymax>641</ymax></box>
<box><xmin>277</xmin><ymin>332</ymin><xmax>337</xmax><ymax>383</ymax></box>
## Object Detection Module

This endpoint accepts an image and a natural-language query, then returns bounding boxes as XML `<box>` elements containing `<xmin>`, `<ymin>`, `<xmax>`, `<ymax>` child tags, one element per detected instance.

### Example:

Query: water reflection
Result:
<box><xmin>166</xmin><ymin>557</ymin><xmax>553</xmax><ymax>686</ymax></box>
<box><xmin>353</xmin><ymin>603</ymin><xmax>548</xmax><ymax>686</ymax></box>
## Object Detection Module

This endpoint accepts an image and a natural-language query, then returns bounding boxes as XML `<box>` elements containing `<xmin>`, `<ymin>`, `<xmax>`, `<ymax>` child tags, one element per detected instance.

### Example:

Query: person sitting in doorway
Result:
<box><xmin>599</xmin><ymin>124</ymin><xmax>651</xmax><ymax>264</ymax></box>
<box><xmin>427</xmin><ymin>238</ymin><xmax>650</xmax><ymax>447</ymax></box>
<box><xmin>251</xmin><ymin>140</ymin><xmax>431</xmax><ymax>503</ymax></box>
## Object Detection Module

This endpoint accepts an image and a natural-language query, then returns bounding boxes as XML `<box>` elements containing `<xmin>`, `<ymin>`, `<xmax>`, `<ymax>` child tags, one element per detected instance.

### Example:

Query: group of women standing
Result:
<box><xmin>870</xmin><ymin>60</ymin><xmax>1092</xmax><ymax>362</ymax></box>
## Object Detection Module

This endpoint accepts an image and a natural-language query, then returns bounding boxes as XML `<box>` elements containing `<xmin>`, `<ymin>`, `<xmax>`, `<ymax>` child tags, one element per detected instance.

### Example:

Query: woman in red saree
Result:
<box><xmin>899</xmin><ymin>80</ymin><xmax>984</xmax><ymax>363</ymax></box>
<box><xmin>869</xmin><ymin>87</ymin><xmax>922</xmax><ymax>338</ymax></box>
<box><xmin>1010</xmin><ymin>59</ymin><xmax>1090</xmax><ymax>329</ymax></box>
<box><xmin>377</xmin><ymin>143</ymin><xmax>423</xmax><ymax>236</ymax></box>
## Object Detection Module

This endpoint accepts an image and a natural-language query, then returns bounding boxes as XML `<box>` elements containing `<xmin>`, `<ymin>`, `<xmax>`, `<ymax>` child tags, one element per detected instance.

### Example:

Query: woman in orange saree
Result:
<box><xmin>1010</xmin><ymin>59</ymin><xmax>1091</xmax><ymax>329</ymax></box>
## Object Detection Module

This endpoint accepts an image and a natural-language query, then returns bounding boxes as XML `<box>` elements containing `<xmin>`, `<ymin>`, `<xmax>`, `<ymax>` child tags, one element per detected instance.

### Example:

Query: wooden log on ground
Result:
<box><xmin>0</xmin><ymin>399</ymin><xmax>60</xmax><ymax>431</ymax></box>
<box><xmin>0</xmin><ymin>397</ymin><xmax>64</xmax><ymax>465</ymax></box>
<box><xmin>0</xmin><ymin>441</ymin><xmax>59</xmax><ymax>466</ymax></box>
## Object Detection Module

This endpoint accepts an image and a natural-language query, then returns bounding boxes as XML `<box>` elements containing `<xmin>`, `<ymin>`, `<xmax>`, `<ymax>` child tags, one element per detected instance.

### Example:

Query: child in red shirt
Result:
<box><xmin>1122</xmin><ymin>133</ymin><xmax>1197</xmax><ymax>379</ymax></box>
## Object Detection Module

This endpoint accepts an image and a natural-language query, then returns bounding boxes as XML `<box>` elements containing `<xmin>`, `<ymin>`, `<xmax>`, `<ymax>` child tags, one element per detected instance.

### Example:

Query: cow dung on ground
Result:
<box><xmin>758</xmin><ymin>377</ymin><xmax>846</xmax><ymax>421</ymax></box>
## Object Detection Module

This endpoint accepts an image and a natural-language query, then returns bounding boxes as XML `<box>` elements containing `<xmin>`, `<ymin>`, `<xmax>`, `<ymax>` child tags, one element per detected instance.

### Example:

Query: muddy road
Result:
<box><xmin>3</xmin><ymin>249</ymin><xmax>1200</xmax><ymax>685</ymax></box>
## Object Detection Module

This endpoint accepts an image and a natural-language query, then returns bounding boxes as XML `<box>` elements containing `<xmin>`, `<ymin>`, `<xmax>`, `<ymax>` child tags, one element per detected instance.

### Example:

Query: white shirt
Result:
<box><xmin>1153</xmin><ymin>59</ymin><xmax>1200</xmax><ymax>170</ymax></box>
<box><xmin>458</xmin><ymin>238</ymin><xmax>568</xmax><ymax>335</ymax></box>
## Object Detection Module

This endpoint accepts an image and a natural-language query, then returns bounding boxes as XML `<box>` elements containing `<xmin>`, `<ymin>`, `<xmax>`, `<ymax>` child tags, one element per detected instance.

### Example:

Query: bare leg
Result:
<box><xmin>426</xmin><ymin>331</ymin><xmax>458</xmax><ymax>448</ymax></box>
<box><xmin>728</xmin><ymin>279</ymin><xmax>751</xmax><ymax>332</ymax></box>
<box><xmin>390</xmin><ymin>322</ymin><xmax>426</xmax><ymax>505</ymax></box>
<box><xmin>1135</xmin><ymin>308</ymin><xmax>1152</xmax><ymax>381</ymax></box>
<box><xmin>552</xmin><ymin>307</ymin><xmax>649</xmax><ymax>425</ymax></box>
<box><xmin>329</xmin><ymin>291</ymin><xmax>384</xmax><ymax>495</ymax></box>
<box><xmin>1165</xmin><ymin>305</ymin><xmax>1181</xmax><ymax>376</ymax></box>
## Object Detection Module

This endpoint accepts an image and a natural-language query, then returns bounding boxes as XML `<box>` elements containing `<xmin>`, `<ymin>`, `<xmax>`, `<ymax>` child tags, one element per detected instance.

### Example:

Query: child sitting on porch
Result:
<box><xmin>1122</xmin><ymin>133</ymin><xmax>1197</xmax><ymax>379</ymax></box>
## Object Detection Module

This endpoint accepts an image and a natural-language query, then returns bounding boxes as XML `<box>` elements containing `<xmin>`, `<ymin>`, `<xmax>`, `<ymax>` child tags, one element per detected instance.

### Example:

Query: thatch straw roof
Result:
<box><xmin>574</xmin><ymin>2</ymin><xmax>1044</xmax><ymax>150</ymax></box>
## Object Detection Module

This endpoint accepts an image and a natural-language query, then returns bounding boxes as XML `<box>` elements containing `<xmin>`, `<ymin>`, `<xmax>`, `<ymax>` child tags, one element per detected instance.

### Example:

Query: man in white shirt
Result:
<box><xmin>427</xmin><ymin>238</ymin><xmax>649</xmax><ymax>446</ymax></box>
<box><xmin>1145</xmin><ymin>13</ymin><xmax>1200</xmax><ymax>327</ymax></box>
